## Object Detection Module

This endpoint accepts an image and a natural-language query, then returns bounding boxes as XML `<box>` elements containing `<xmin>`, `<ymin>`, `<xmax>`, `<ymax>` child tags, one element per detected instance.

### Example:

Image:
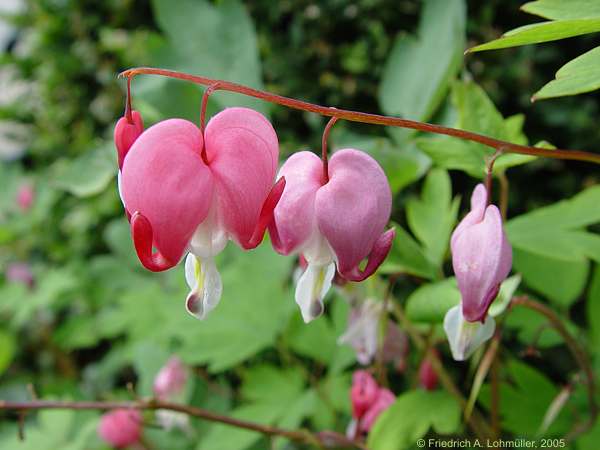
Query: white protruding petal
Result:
<box><xmin>338</xmin><ymin>299</ymin><xmax>383</xmax><ymax>365</ymax></box>
<box><xmin>184</xmin><ymin>255</ymin><xmax>223</xmax><ymax>320</ymax></box>
<box><xmin>295</xmin><ymin>262</ymin><xmax>335</xmax><ymax>323</ymax></box>
<box><xmin>189</xmin><ymin>203</ymin><xmax>228</xmax><ymax>259</ymax></box>
<box><xmin>443</xmin><ymin>305</ymin><xmax>495</xmax><ymax>361</ymax></box>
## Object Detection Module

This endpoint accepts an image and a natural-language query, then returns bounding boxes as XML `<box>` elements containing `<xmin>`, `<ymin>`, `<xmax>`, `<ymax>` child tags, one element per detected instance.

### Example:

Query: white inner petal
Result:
<box><xmin>189</xmin><ymin>202</ymin><xmax>228</xmax><ymax>259</ymax></box>
<box><xmin>184</xmin><ymin>254</ymin><xmax>223</xmax><ymax>320</ymax></box>
<box><xmin>443</xmin><ymin>304</ymin><xmax>495</xmax><ymax>361</ymax></box>
<box><xmin>295</xmin><ymin>261</ymin><xmax>335</xmax><ymax>323</ymax></box>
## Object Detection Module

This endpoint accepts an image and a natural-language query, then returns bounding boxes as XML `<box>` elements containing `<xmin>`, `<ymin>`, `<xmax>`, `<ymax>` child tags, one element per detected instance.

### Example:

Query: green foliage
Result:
<box><xmin>1</xmin><ymin>1</ymin><xmax>598</xmax><ymax>449</ymax></box>
<box><xmin>470</xmin><ymin>0</ymin><xmax>600</xmax><ymax>99</ymax></box>
<box><xmin>417</xmin><ymin>80</ymin><xmax>535</xmax><ymax>178</ymax></box>
<box><xmin>367</xmin><ymin>390</ymin><xmax>461</xmax><ymax>450</ymax></box>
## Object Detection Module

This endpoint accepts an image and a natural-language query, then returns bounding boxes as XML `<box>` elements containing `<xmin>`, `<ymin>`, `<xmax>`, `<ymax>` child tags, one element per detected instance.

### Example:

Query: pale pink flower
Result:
<box><xmin>270</xmin><ymin>149</ymin><xmax>394</xmax><ymax>322</ymax></box>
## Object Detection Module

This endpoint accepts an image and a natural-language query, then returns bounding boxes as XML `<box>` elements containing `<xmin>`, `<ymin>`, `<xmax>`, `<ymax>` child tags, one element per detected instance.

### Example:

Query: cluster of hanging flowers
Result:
<box><xmin>113</xmin><ymin>103</ymin><xmax>395</xmax><ymax>323</ymax></box>
<box><xmin>114</xmin><ymin>87</ymin><xmax>513</xmax><ymax>361</ymax></box>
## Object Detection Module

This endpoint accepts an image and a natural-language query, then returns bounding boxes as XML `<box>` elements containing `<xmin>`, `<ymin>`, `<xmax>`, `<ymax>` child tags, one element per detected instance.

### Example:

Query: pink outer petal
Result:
<box><xmin>98</xmin><ymin>409</ymin><xmax>142</xmax><ymax>449</ymax></box>
<box><xmin>121</xmin><ymin>119</ymin><xmax>213</xmax><ymax>266</ymax></box>
<box><xmin>360</xmin><ymin>388</ymin><xmax>395</xmax><ymax>432</ymax></box>
<box><xmin>351</xmin><ymin>370</ymin><xmax>379</xmax><ymax>419</ymax></box>
<box><xmin>204</xmin><ymin>107</ymin><xmax>279</xmax><ymax>247</ymax></box>
<box><xmin>452</xmin><ymin>204</ymin><xmax>512</xmax><ymax>322</ymax></box>
<box><xmin>269</xmin><ymin>151</ymin><xmax>323</xmax><ymax>254</ymax></box>
<box><xmin>114</xmin><ymin>111</ymin><xmax>144</xmax><ymax>170</ymax></box>
<box><xmin>451</xmin><ymin>183</ymin><xmax>487</xmax><ymax>249</ymax></box>
<box><xmin>315</xmin><ymin>149</ymin><xmax>392</xmax><ymax>279</ymax></box>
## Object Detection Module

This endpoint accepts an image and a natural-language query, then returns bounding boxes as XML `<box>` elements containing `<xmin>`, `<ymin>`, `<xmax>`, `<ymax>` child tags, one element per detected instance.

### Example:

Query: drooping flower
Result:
<box><xmin>418</xmin><ymin>349</ymin><xmax>439</xmax><ymax>391</ymax></box>
<box><xmin>359</xmin><ymin>388</ymin><xmax>395</xmax><ymax>433</ymax></box>
<box><xmin>98</xmin><ymin>409</ymin><xmax>142</xmax><ymax>449</ymax></box>
<box><xmin>270</xmin><ymin>149</ymin><xmax>394</xmax><ymax>322</ymax></box>
<box><xmin>338</xmin><ymin>298</ymin><xmax>409</xmax><ymax>369</ymax></box>
<box><xmin>339</xmin><ymin>299</ymin><xmax>383</xmax><ymax>365</ymax></box>
<box><xmin>350</xmin><ymin>370</ymin><xmax>379</xmax><ymax>419</ymax></box>
<box><xmin>16</xmin><ymin>182</ymin><xmax>34</xmax><ymax>211</ymax></box>
<box><xmin>444</xmin><ymin>183</ymin><xmax>511</xmax><ymax>360</ymax></box>
<box><xmin>5</xmin><ymin>262</ymin><xmax>34</xmax><ymax>289</ymax></box>
<box><xmin>348</xmin><ymin>370</ymin><xmax>395</xmax><ymax>437</ymax></box>
<box><xmin>154</xmin><ymin>356</ymin><xmax>188</xmax><ymax>400</ymax></box>
<box><xmin>118</xmin><ymin>107</ymin><xmax>282</xmax><ymax>319</ymax></box>
<box><xmin>153</xmin><ymin>357</ymin><xmax>190</xmax><ymax>432</ymax></box>
<box><xmin>450</xmin><ymin>183</ymin><xmax>512</xmax><ymax>322</ymax></box>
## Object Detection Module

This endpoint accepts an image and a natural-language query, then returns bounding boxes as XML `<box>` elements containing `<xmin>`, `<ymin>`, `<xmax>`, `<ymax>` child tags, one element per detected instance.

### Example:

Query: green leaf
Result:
<box><xmin>513</xmin><ymin>248</ymin><xmax>589</xmax><ymax>307</ymax></box>
<box><xmin>0</xmin><ymin>330</ymin><xmax>15</xmax><ymax>376</ymax></box>
<box><xmin>506</xmin><ymin>186</ymin><xmax>600</xmax><ymax>305</ymax></box>
<box><xmin>522</xmin><ymin>0</ymin><xmax>600</xmax><ymax>20</ymax></box>
<box><xmin>416</xmin><ymin>81</ymin><xmax>534</xmax><ymax>177</ymax></box>
<box><xmin>406</xmin><ymin>168</ymin><xmax>459</xmax><ymax>266</ymax></box>
<box><xmin>587</xmin><ymin>265</ymin><xmax>600</xmax><ymax>350</ymax></box>
<box><xmin>150</xmin><ymin>0</ymin><xmax>266</xmax><ymax>114</ymax></box>
<box><xmin>469</xmin><ymin>18</ymin><xmax>600</xmax><ymax>53</ymax></box>
<box><xmin>533</xmin><ymin>46</ymin><xmax>600</xmax><ymax>100</ymax></box>
<box><xmin>50</xmin><ymin>143</ymin><xmax>116</xmax><ymax>197</ymax></box>
<box><xmin>379</xmin><ymin>223</ymin><xmax>439</xmax><ymax>280</ymax></box>
<box><xmin>405</xmin><ymin>278</ymin><xmax>460</xmax><ymax>324</ymax></box>
<box><xmin>479</xmin><ymin>360</ymin><xmax>571</xmax><ymax>436</ymax></box>
<box><xmin>198</xmin><ymin>365</ymin><xmax>306</xmax><ymax>450</ymax></box>
<box><xmin>368</xmin><ymin>390</ymin><xmax>460</xmax><ymax>450</ymax></box>
<box><xmin>379</xmin><ymin>0</ymin><xmax>465</xmax><ymax>127</ymax></box>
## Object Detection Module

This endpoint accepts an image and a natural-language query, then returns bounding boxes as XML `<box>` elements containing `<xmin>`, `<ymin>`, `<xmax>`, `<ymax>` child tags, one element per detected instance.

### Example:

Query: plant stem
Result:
<box><xmin>120</xmin><ymin>67</ymin><xmax>600</xmax><ymax>165</ymax></box>
<box><xmin>0</xmin><ymin>399</ymin><xmax>366</xmax><ymax>450</ymax></box>
<box><xmin>321</xmin><ymin>115</ymin><xmax>338</xmax><ymax>183</ymax></box>
<box><xmin>511</xmin><ymin>296</ymin><xmax>598</xmax><ymax>441</ymax></box>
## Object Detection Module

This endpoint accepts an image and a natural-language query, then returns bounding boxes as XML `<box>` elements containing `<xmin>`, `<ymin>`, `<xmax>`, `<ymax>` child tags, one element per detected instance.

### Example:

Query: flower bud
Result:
<box><xmin>350</xmin><ymin>370</ymin><xmax>378</xmax><ymax>419</ymax></box>
<box><xmin>98</xmin><ymin>409</ymin><xmax>142</xmax><ymax>449</ymax></box>
<box><xmin>451</xmin><ymin>184</ymin><xmax>512</xmax><ymax>322</ymax></box>
<box><xmin>16</xmin><ymin>183</ymin><xmax>34</xmax><ymax>211</ymax></box>
<box><xmin>5</xmin><ymin>262</ymin><xmax>34</xmax><ymax>288</ymax></box>
<box><xmin>154</xmin><ymin>357</ymin><xmax>188</xmax><ymax>400</ymax></box>
<box><xmin>418</xmin><ymin>349</ymin><xmax>439</xmax><ymax>391</ymax></box>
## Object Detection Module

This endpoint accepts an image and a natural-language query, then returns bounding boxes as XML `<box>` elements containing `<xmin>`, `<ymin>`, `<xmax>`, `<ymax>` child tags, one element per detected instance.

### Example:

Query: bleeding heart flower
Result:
<box><xmin>450</xmin><ymin>183</ymin><xmax>512</xmax><ymax>323</ymax></box>
<box><xmin>418</xmin><ymin>349</ymin><xmax>439</xmax><ymax>391</ymax></box>
<box><xmin>153</xmin><ymin>357</ymin><xmax>190</xmax><ymax>432</ymax></box>
<box><xmin>359</xmin><ymin>388</ymin><xmax>395</xmax><ymax>433</ymax></box>
<box><xmin>350</xmin><ymin>370</ymin><xmax>379</xmax><ymax>419</ymax></box>
<box><xmin>154</xmin><ymin>357</ymin><xmax>188</xmax><ymax>400</ymax></box>
<box><xmin>338</xmin><ymin>299</ymin><xmax>383</xmax><ymax>365</ymax></box>
<box><xmin>16</xmin><ymin>182</ymin><xmax>34</xmax><ymax>211</ymax></box>
<box><xmin>98</xmin><ymin>409</ymin><xmax>142</xmax><ymax>449</ymax></box>
<box><xmin>270</xmin><ymin>149</ymin><xmax>394</xmax><ymax>322</ymax></box>
<box><xmin>119</xmin><ymin>107</ymin><xmax>282</xmax><ymax>320</ymax></box>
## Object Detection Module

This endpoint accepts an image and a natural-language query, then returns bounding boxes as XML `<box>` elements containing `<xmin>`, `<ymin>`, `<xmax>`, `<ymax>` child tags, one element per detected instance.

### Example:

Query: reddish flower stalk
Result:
<box><xmin>321</xmin><ymin>115</ymin><xmax>338</xmax><ymax>183</ymax></box>
<box><xmin>120</xmin><ymin>67</ymin><xmax>600</xmax><ymax>165</ymax></box>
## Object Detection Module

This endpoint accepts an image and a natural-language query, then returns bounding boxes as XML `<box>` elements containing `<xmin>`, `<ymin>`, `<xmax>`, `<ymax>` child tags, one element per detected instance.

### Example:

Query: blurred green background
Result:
<box><xmin>2</xmin><ymin>0</ymin><xmax>600</xmax><ymax>449</ymax></box>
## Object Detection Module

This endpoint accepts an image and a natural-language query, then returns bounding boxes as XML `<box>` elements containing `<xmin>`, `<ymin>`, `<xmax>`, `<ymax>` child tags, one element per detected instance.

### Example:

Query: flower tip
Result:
<box><xmin>342</xmin><ymin>227</ymin><xmax>395</xmax><ymax>282</ymax></box>
<box><xmin>244</xmin><ymin>176</ymin><xmax>287</xmax><ymax>250</ymax></box>
<box><xmin>130</xmin><ymin>212</ymin><xmax>177</xmax><ymax>272</ymax></box>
